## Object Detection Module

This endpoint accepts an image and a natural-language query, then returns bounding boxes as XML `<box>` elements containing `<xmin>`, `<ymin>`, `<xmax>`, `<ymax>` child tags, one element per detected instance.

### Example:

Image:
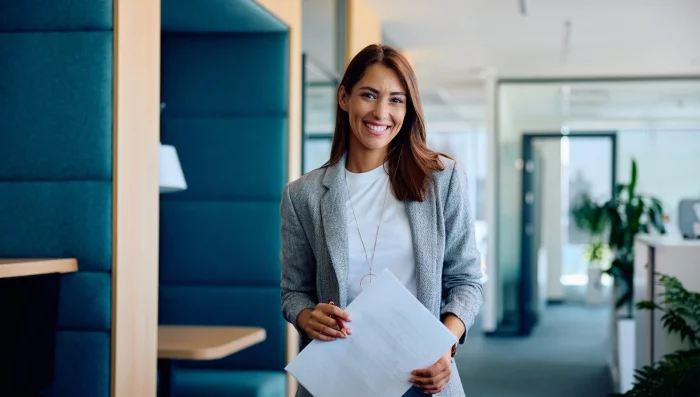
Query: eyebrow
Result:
<box><xmin>359</xmin><ymin>86</ymin><xmax>406</xmax><ymax>96</ymax></box>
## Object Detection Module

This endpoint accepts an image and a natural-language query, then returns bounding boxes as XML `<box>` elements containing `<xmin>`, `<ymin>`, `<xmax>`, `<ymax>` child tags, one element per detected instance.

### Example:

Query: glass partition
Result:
<box><xmin>301</xmin><ymin>0</ymin><xmax>340</xmax><ymax>174</ymax></box>
<box><xmin>495</xmin><ymin>79</ymin><xmax>700</xmax><ymax>334</ymax></box>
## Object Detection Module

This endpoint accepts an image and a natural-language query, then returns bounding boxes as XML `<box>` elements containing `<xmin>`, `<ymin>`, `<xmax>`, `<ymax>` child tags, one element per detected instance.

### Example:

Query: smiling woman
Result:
<box><xmin>325</xmin><ymin>44</ymin><xmax>445</xmax><ymax>202</ymax></box>
<box><xmin>338</xmin><ymin>64</ymin><xmax>406</xmax><ymax>164</ymax></box>
<box><xmin>281</xmin><ymin>44</ymin><xmax>484</xmax><ymax>397</ymax></box>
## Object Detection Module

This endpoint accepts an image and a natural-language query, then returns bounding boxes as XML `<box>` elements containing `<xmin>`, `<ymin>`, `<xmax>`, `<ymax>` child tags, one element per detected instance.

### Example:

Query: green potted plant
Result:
<box><xmin>570</xmin><ymin>159</ymin><xmax>667</xmax><ymax>389</ymax></box>
<box><xmin>612</xmin><ymin>273</ymin><xmax>700</xmax><ymax>397</ymax></box>
<box><xmin>603</xmin><ymin>159</ymin><xmax>666</xmax><ymax>317</ymax></box>
<box><xmin>571</xmin><ymin>192</ymin><xmax>611</xmax><ymax>304</ymax></box>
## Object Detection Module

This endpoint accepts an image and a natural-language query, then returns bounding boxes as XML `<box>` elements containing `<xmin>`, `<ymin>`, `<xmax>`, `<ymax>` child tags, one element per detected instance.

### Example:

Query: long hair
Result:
<box><xmin>324</xmin><ymin>44</ymin><xmax>449</xmax><ymax>202</ymax></box>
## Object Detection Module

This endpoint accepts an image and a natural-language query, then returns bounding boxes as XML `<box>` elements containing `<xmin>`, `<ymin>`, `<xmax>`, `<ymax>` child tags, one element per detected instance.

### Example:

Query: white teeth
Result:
<box><xmin>364</xmin><ymin>122</ymin><xmax>389</xmax><ymax>132</ymax></box>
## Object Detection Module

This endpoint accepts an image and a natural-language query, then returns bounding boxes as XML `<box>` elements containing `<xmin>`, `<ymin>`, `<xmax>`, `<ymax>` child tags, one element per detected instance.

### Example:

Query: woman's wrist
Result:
<box><xmin>296</xmin><ymin>308</ymin><xmax>313</xmax><ymax>330</ymax></box>
<box><xmin>442</xmin><ymin>313</ymin><xmax>466</xmax><ymax>340</ymax></box>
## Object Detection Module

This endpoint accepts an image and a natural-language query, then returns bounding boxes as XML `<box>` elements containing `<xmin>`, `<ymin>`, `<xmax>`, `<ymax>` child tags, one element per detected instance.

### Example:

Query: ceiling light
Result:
<box><xmin>562</xmin><ymin>20</ymin><xmax>572</xmax><ymax>63</ymax></box>
<box><xmin>519</xmin><ymin>0</ymin><xmax>528</xmax><ymax>16</ymax></box>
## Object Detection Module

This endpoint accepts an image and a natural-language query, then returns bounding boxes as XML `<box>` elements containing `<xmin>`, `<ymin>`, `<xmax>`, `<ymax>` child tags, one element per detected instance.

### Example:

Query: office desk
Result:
<box><xmin>0</xmin><ymin>258</ymin><xmax>78</xmax><ymax>396</ymax></box>
<box><xmin>158</xmin><ymin>326</ymin><xmax>266</xmax><ymax>397</ymax></box>
<box><xmin>0</xmin><ymin>258</ymin><xmax>78</xmax><ymax>278</ymax></box>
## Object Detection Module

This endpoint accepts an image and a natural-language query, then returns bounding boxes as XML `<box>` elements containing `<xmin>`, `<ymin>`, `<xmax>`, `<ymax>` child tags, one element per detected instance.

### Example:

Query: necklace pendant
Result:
<box><xmin>360</xmin><ymin>272</ymin><xmax>377</xmax><ymax>290</ymax></box>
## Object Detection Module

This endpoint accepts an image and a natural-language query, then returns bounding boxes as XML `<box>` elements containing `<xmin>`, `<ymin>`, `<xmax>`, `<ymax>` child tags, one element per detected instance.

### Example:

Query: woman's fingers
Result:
<box><xmin>321</xmin><ymin>304</ymin><xmax>352</xmax><ymax>322</ymax></box>
<box><xmin>410</xmin><ymin>354</ymin><xmax>451</xmax><ymax>393</ymax></box>
<box><xmin>309</xmin><ymin>315</ymin><xmax>345</xmax><ymax>339</ymax></box>
<box><xmin>303</xmin><ymin>302</ymin><xmax>353</xmax><ymax>341</ymax></box>
<box><xmin>412</xmin><ymin>373</ymin><xmax>449</xmax><ymax>394</ymax></box>
<box><xmin>304</xmin><ymin>320</ymin><xmax>337</xmax><ymax>341</ymax></box>
<box><xmin>313</xmin><ymin>311</ymin><xmax>341</xmax><ymax>330</ymax></box>
<box><xmin>316</xmin><ymin>322</ymin><xmax>346</xmax><ymax>339</ymax></box>
<box><xmin>309</xmin><ymin>328</ymin><xmax>335</xmax><ymax>341</ymax></box>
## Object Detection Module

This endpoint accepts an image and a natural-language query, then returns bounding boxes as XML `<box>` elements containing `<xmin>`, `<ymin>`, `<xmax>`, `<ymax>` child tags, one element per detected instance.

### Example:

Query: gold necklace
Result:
<box><xmin>345</xmin><ymin>170</ymin><xmax>390</xmax><ymax>290</ymax></box>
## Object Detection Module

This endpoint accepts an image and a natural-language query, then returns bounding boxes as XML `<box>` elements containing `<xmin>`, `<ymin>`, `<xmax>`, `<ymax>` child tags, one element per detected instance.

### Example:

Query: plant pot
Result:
<box><xmin>617</xmin><ymin>318</ymin><xmax>636</xmax><ymax>393</ymax></box>
<box><xmin>608</xmin><ymin>282</ymin><xmax>636</xmax><ymax>394</ymax></box>
<box><xmin>586</xmin><ymin>266</ymin><xmax>605</xmax><ymax>305</ymax></box>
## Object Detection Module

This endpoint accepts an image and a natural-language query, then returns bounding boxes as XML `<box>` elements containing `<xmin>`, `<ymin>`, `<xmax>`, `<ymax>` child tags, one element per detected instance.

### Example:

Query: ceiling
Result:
<box><xmin>302</xmin><ymin>0</ymin><xmax>700</xmax><ymax>130</ymax></box>
<box><xmin>501</xmin><ymin>80</ymin><xmax>700</xmax><ymax>124</ymax></box>
<box><xmin>365</xmin><ymin>0</ymin><xmax>700</xmax><ymax>81</ymax></box>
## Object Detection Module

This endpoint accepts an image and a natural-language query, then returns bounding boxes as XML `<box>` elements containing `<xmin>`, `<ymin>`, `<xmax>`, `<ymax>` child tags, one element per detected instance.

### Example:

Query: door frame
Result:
<box><xmin>519</xmin><ymin>131</ymin><xmax>617</xmax><ymax>335</ymax></box>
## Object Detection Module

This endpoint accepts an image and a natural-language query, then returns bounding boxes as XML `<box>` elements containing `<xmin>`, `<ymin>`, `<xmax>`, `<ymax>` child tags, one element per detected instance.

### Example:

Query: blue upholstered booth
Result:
<box><xmin>0</xmin><ymin>1</ymin><xmax>113</xmax><ymax>396</ymax></box>
<box><xmin>159</xmin><ymin>1</ymin><xmax>289</xmax><ymax>396</ymax></box>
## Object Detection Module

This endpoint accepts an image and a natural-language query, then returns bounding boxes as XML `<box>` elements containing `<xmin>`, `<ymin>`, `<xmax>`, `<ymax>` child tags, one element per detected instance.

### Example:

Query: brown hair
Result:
<box><xmin>324</xmin><ymin>44</ymin><xmax>449</xmax><ymax>202</ymax></box>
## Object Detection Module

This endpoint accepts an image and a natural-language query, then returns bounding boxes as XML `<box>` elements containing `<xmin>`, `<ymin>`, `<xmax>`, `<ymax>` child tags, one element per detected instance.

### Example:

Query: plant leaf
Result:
<box><xmin>629</xmin><ymin>158</ymin><xmax>637</xmax><ymax>198</ymax></box>
<box><xmin>636</xmin><ymin>301</ymin><xmax>661</xmax><ymax>311</ymax></box>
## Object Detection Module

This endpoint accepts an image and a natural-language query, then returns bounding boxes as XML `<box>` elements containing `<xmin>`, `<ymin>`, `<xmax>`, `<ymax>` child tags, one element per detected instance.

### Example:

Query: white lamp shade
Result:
<box><xmin>159</xmin><ymin>143</ymin><xmax>187</xmax><ymax>193</ymax></box>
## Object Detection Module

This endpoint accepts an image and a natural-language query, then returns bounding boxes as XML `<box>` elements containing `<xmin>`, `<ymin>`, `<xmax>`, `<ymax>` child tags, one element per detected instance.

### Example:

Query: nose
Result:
<box><xmin>372</xmin><ymin>100</ymin><xmax>389</xmax><ymax>121</ymax></box>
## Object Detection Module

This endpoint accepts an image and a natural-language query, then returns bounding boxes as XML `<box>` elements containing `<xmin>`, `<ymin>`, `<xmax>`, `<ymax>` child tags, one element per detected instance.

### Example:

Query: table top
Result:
<box><xmin>0</xmin><ymin>258</ymin><xmax>78</xmax><ymax>279</ymax></box>
<box><xmin>158</xmin><ymin>325</ymin><xmax>266</xmax><ymax>360</ymax></box>
<box><xmin>636</xmin><ymin>233</ymin><xmax>700</xmax><ymax>248</ymax></box>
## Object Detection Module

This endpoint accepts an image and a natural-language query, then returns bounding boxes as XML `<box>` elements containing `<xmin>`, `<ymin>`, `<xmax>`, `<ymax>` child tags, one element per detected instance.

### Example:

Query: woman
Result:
<box><xmin>281</xmin><ymin>44</ymin><xmax>483</xmax><ymax>396</ymax></box>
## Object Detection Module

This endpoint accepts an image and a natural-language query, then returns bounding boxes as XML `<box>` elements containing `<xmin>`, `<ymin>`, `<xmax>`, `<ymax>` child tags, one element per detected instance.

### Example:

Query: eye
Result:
<box><xmin>361</xmin><ymin>92</ymin><xmax>376</xmax><ymax>99</ymax></box>
<box><xmin>391</xmin><ymin>97</ymin><xmax>404</xmax><ymax>104</ymax></box>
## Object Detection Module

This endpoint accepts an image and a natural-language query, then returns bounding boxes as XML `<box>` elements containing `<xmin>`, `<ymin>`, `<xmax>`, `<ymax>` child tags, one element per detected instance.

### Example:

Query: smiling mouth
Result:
<box><xmin>363</xmin><ymin>121</ymin><xmax>391</xmax><ymax>135</ymax></box>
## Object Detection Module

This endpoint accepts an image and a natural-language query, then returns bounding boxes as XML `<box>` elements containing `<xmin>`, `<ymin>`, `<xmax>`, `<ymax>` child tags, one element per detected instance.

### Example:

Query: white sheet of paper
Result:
<box><xmin>285</xmin><ymin>268</ymin><xmax>458</xmax><ymax>397</ymax></box>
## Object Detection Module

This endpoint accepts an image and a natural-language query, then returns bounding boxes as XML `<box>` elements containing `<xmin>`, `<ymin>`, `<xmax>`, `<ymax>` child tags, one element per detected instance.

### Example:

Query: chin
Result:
<box><xmin>362</xmin><ymin>141</ymin><xmax>391</xmax><ymax>152</ymax></box>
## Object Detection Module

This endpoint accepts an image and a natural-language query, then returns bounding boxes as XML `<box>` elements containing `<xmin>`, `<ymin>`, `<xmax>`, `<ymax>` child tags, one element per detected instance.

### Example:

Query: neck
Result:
<box><xmin>346</xmin><ymin>145</ymin><xmax>387</xmax><ymax>173</ymax></box>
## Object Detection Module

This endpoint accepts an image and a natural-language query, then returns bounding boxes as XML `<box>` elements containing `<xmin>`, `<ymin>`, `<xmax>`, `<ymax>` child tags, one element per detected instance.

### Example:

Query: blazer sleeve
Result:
<box><xmin>440</xmin><ymin>161</ymin><xmax>484</xmax><ymax>343</ymax></box>
<box><xmin>280</xmin><ymin>183</ymin><xmax>318</xmax><ymax>334</ymax></box>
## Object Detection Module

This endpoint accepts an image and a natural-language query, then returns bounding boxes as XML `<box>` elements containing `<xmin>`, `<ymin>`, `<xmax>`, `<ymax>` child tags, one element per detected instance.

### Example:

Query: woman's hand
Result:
<box><xmin>410</xmin><ymin>351</ymin><xmax>452</xmax><ymax>394</ymax></box>
<box><xmin>297</xmin><ymin>303</ymin><xmax>352</xmax><ymax>341</ymax></box>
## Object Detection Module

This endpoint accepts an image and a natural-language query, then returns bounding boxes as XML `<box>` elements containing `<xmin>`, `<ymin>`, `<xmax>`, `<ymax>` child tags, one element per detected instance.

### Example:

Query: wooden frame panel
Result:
<box><xmin>253</xmin><ymin>2</ymin><xmax>302</xmax><ymax>396</ymax></box>
<box><xmin>345</xmin><ymin>0</ymin><xmax>381</xmax><ymax>64</ymax></box>
<box><xmin>112</xmin><ymin>0</ymin><xmax>161</xmax><ymax>395</ymax></box>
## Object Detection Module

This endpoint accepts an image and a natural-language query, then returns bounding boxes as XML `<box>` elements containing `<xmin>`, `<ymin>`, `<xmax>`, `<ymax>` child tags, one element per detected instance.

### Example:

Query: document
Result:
<box><xmin>285</xmin><ymin>268</ymin><xmax>458</xmax><ymax>397</ymax></box>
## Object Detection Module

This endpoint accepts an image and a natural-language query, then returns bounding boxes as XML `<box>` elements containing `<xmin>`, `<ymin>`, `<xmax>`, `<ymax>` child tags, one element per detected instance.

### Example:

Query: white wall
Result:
<box><xmin>618</xmin><ymin>130</ymin><xmax>700</xmax><ymax>232</ymax></box>
<box><xmin>534</xmin><ymin>139</ymin><xmax>565</xmax><ymax>300</ymax></box>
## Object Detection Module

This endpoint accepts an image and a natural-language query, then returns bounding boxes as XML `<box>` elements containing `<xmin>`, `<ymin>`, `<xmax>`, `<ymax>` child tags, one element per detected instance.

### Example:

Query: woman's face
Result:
<box><xmin>339</xmin><ymin>63</ymin><xmax>408</xmax><ymax>155</ymax></box>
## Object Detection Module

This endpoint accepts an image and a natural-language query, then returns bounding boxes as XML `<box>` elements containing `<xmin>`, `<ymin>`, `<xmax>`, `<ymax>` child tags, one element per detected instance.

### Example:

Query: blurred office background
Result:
<box><xmin>302</xmin><ymin>1</ymin><xmax>700</xmax><ymax>396</ymax></box>
<box><xmin>2</xmin><ymin>1</ymin><xmax>698</xmax><ymax>397</ymax></box>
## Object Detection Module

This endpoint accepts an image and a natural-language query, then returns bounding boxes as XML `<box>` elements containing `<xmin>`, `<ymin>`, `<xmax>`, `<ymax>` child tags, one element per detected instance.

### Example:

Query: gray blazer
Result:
<box><xmin>280</xmin><ymin>154</ymin><xmax>483</xmax><ymax>397</ymax></box>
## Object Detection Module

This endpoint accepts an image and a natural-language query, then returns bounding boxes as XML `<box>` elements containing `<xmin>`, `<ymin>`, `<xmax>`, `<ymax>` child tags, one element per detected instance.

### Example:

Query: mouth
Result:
<box><xmin>363</xmin><ymin>121</ymin><xmax>391</xmax><ymax>136</ymax></box>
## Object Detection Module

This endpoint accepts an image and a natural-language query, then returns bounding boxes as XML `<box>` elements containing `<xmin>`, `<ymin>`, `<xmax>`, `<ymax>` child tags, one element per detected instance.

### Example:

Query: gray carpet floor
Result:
<box><xmin>455</xmin><ymin>304</ymin><xmax>615</xmax><ymax>397</ymax></box>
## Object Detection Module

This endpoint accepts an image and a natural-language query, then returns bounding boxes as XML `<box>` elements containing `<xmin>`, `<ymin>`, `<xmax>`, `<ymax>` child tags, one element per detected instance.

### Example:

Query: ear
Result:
<box><xmin>338</xmin><ymin>85</ymin><xmax>350</xmax><ymax>112</ymax></box>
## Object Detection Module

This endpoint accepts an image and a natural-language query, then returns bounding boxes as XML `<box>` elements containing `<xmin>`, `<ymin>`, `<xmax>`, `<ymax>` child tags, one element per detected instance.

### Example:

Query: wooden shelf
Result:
<box><xmin>0</xmin><ymin>258</ymin><xmax>78</xmax><ymax>279</ymax></box>
<box><xmin>158</xmin><ymin>326</ymin><xmax>266</xmax><ymax>360</ymax></box>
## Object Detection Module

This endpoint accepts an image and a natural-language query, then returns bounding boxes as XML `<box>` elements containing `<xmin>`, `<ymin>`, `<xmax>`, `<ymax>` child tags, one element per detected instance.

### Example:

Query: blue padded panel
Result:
<box><xmin>160</xmin><ymin>201</ymin><xmax>281</xmax><ymax>285</ymax></box>
<box><xmin>162</xmin><ymin>0</ymin><xmax>287</xmax><ymax>34</ymax></box>
<box><xmin>160</xmin><ymin>117</ymin><xmax>287</xmax><ymax>200</ymax></box>
<box><xmin>0</xmin><ymin>0</ymin><xmax>112</xmax><ymax>32</ymax></box>
<box><xmin>49</xmin><ymin>331</ymin><xmax>110</xmax><ymax>397</ymax></box>
<box><xmin>57</xmin><ymin>271</ymin><xmax>111</xmax><ymax>331</ymax></box>
<box><xmin>159</xmin><ymin>286</ymin><xmax>285</xmax><ymax>370</ymax></box>
<box><xmin>0</xmin><ymin>32</ymin><xmax>113</xmax><ymax>180</ymax></box>
<box><xmin>161</xmin><ymin>34</ymin><xmax>289</xmax><ymax>117</ymax></box>
<box><xmin>0</xmin><ymin>181</ymin><xmax>112</xmax><ymax>272</ymax></box>
<box><xmin>172</xmin><ymin>369</ymin><xmax>286</xmax><ymax>397</ymax></box>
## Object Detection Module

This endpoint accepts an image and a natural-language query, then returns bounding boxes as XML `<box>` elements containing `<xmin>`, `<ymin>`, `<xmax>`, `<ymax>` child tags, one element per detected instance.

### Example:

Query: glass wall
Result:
<box><xmin>427</xmin><ymin>129</ymin><xmax>489</xmax><ymax>283</ymax></box>
<box><xmin>301</xmin><ymin>0</ymin><xmax>340</xmax><ymax>174</ymax></box>
<box><xmin>302</xmin><ymin>69</ymin><xmax>336</xmax><ymax>173</ymax></box>
<box><xmin>495</xmin><ymin>79</ymin><xmax>700</xmax><ymax>333</ymax></box>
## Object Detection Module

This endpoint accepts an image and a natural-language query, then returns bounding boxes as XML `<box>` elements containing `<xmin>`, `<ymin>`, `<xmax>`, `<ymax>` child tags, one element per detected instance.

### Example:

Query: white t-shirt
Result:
<box><xmin>345</xmin><ymin>163</ymin><xmax>416</xmax><ymax>304</ymax></box>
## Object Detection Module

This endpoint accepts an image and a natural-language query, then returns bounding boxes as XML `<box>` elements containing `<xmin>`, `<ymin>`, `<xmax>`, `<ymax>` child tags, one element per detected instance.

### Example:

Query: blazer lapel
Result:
<box><xmin>406</xmin><ymin>185</ymin><xmax>439</xmax><ymax>308</ymax></box>
<box><xmin>320</xmin><ymin>155</ymin><xmax>349</xmax><ymax>307</ymax></box>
